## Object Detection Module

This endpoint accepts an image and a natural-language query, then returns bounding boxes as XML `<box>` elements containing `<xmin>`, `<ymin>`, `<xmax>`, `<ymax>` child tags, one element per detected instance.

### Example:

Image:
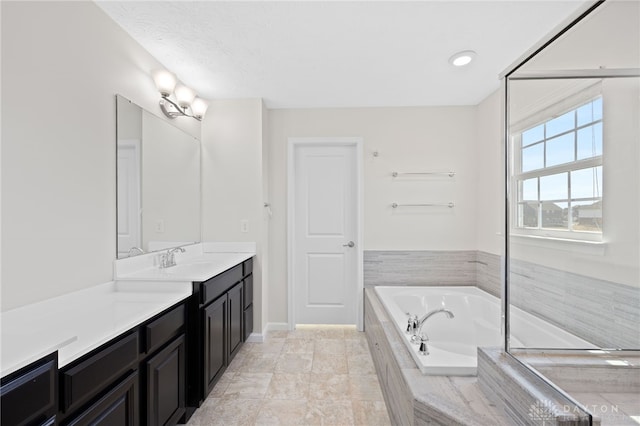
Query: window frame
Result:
<box><xmin>510</xmin><ymin>84</ymin><xmax>603</xmax><ymax>242</ymax></box>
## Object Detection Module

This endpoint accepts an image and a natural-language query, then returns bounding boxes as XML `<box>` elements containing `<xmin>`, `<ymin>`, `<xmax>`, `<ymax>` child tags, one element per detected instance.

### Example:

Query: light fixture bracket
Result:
<box><xmin>159</xmin><ymin>96</ymin><xmax>202</xmax><ymax>121</ymax></box>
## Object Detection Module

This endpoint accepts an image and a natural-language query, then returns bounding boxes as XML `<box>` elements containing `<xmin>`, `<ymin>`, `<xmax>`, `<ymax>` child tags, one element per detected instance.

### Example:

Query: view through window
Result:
<box><xmin>514</xmin><ymin>96</ymin><xmax>603</xmax><ymax>237</ymax></box>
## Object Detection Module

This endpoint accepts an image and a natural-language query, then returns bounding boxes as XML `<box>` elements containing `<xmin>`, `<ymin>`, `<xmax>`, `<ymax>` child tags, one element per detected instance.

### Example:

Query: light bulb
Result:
<box><xmin>191</xmin><ymin>97</ymin><xmax>209</xmax><ymax>119</ymax></box>
<box><xmin>152</xmin><ymin>69</ymin><xmax>177</xmax><ymax>97</ymax></box>
<box><xmin>174</xmin><ymin>84</ymin><xmax>196</xmax><ymax>109</ymax></box>
<box><xmin>449</xmin><ymin>50</ymin><xmax>476</xmax><ymax>67</ymax></box>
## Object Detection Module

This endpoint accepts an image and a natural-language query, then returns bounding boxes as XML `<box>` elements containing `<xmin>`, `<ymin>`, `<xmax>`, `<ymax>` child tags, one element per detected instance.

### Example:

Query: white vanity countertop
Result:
<box><xmin>115</xmin><ymin>249</ymin><xmax>255</xmax><ymax>282</ymax></box>
<box><xmin>1</xmin><ymin>280</ymin><xmax>191</xmax><ymax>377</ymax></box>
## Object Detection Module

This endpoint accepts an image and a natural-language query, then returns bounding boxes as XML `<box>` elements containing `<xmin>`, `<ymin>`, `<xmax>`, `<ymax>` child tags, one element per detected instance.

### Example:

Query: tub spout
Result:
<box><xmin>413</xmin><ymin>309</ymin><xmax>455</xmax><ymax>352</ymax></box>
<box><xmin>417</xmin><ymin>308</ymin><xmax>455</xmax><ymax>327</ymax></box>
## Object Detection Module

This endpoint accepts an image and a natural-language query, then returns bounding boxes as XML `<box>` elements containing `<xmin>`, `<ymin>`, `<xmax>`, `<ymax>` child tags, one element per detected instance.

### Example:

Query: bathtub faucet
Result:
<box><xmin>412</xmin><ymin>309</ymin><xmax>455</xmax><ymax>355</ymax></box>
<box><xmin>417</xmin><ymin>308</ymin><xmax>455</xmax><ymax>328</ymax></box>
<box><xmin>405</xmin><ymin>313</ymin><xmax>419</xmax><ymax>335</ymax></box>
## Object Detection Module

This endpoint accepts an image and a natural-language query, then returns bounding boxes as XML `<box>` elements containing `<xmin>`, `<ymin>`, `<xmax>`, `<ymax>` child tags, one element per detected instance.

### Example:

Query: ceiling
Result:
<box><xmin>96</xmin><ymin>1</ymin><xmax>588</xmax><ymax>109</ymax></box>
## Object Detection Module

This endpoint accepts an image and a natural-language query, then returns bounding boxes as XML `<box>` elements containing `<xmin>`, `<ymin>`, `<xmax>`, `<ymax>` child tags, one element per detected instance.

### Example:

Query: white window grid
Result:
<box><xmin>512</xmin><ymin>96</ymin><xmax>603</xmax><ymax>241</ymax></box>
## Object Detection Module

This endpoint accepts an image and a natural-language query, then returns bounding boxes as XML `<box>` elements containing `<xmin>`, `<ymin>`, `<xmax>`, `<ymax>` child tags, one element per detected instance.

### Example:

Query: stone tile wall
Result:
<box><xmin>509</xmin><ymin>258</ymin><xmax>640</xmax><ymax>349</ymax></box>
<box><xmin>364</xmin><ymin>250</ymin><xmax>639</xmax><ymax>349</ymax></box>
<box><xmin>363</xmin><ymin>250</ymin><xmax>477</xmax><ymax>287</ymax></box>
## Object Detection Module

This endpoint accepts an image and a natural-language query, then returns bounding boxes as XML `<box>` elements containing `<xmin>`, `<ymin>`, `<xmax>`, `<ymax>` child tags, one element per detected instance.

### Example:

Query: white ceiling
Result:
<box><xmin>96</xmin><ymin>1</ymin><xmax>588</xmax><ymax>109</ymax></box>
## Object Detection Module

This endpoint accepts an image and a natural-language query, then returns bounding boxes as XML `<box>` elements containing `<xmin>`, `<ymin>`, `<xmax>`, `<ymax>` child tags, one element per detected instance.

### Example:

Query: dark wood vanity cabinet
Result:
<box><xmin>142</xmin><ymin>305</ymin><xmax>186</xmax><ymax>426</ymax></box>
<box><xmin>188</xmin><ymin>257</ymin><xmax>254</xmax><ymax>408</ymax></box>
<box><xmin>64</xmin><ymin>371</ymin><xmax>138</xmax><ymax>426</ymax></box>
<box><xmin>228</xmin><ymin>282</ymin><xmax>244</xmax><ymax>360</ymax></box>
<box><xmin>243</xmin><ymin>273</ymin><xmax>254</xmax><ymax>341</ymax></box>
<box><xmin>0</xmin><ymin>352</ymin><xmax>58</xmax><ymax>426</ymax></box>
<box><xmin>58</xmin><ymin>331</ymin><xmax>140</xmax><ymax>425</ymax></box>
<box><xmin>203</xmin><ymin>294</ymin><xmax>227</xmax><ymax>394</ymax></box>
<box><xmin>144</xmin><ymin>336</ymin><xmax>185</xmax><ymax>426</ymax></box>
<box><xmin>56</xmin><ymin>302</ymin><xmax>186</xmax><ymax>426</ymax></box>
<box><xmin>202</xmin><ymin>281</ymin><xmax>244</xmax><ymax>396</ymax></box>
<box><xmin>1</xmin><ymin>259</ymin><xmax>254</xmax><ymax>425</ymax></box>
<box><xmin>60</xmin><ymin>332</ymin><xmax>139</xmax><ymax>416</ymax></box>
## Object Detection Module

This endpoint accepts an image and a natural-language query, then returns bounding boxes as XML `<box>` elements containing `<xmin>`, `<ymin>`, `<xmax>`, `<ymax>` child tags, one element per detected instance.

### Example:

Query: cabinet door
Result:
<box><xmin>227</xmin><ymin>282</ymin><xmax>244</xmax><ymax>361</ymax></box>
<box><xmin>243</xmin><ymin>305</ymin><xmax>253</xmax><ymax>342</ymax></box>
<box><xmin>66</xmin><ymin>371</ymin><xmax>138</xmax><ymax>426</ymax></box>
<box><xmin>203</xmin><ymin>296</ymin><xmax>226</xmax><ymax>396</ymax></box>
<box><xmin>146</xmin><ymin>335</ymin><xmax>185</xmax><ymax>426</ymax></box>
<box><xmin>243</xmin><ymin>274</ymin><xmax>253</xmax><ymax>310</ymax></box>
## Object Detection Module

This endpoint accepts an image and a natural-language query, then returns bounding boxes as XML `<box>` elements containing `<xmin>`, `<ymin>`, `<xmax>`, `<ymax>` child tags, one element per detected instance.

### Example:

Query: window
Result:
<box><xmin>514</xmin><ymin>96</ymin><xmax>603</xmax><ymax>240</ymax></box>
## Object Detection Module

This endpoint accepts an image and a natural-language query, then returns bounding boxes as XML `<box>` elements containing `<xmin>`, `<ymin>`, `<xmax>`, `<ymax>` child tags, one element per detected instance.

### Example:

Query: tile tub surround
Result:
<box><xmin>477</xmin><ymin>347</ymin><xmax>594</xmax><ymax>426</ymax></box>
<box><xmin>364</xmin><ymin>250</ymin><xmax>477</xmax><ymax>287</ymax></box>
<box><xmin>509</xmin><ymin>258</ymin><xmax>640</xmax><ymax>349</ymax></box>
<box><xmin>0</xmin><ymin>280</ymin><xmax>192</xmax><ymax>376</ymax></box>
<box><xmin>364</xmin><ymin>250</ymin><xmax>501</xmax><ymax>297</ymax></box>
<box><xmin>364</xmin><ymin>288</ymin><xmax>509</xmax><ymax>426</ymax></box>
<box><xmin>186</xmin><ymin>325</ymin><xmax>392</xmax><ymax>426</ymax></box>
<box><xmin>475</xmin><ymin>250</ymin><xmax>501</xmax><ymax>297</ymax></box>
<box><xmin>513</xmin><ymin>350</ymin><xmax>640</xmax><ymax>394</ymax></box>
<box><xmin>365</xmin><ymin>250</ymin><xmax>639</xmax><ymax>349</ymax></box>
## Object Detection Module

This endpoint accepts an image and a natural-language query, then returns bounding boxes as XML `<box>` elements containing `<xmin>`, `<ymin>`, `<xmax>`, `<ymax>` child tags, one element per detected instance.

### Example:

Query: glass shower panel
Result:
<box><xmin>505</xmin><ymin>2</ymin><xmax>639</xmax><ymax>423</ymax></box>
<box><xmin>508</xmin><ymin>75</ymin><xmax>640</xmax><ymax>352</ymax></box>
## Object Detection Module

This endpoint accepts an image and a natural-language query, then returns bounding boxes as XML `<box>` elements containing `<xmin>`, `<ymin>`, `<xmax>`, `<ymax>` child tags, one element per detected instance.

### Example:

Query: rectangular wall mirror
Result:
<box><xmin>116</xmin><ymin>94</ymin><xmax>201</xmax><ymax>258</ymax></box>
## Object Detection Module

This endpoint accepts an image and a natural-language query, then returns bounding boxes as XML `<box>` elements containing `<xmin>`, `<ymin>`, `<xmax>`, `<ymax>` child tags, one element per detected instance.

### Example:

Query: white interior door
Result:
<box><xmin>291</xmin><ymin>141</ymin><xmax>359</xmax><ymax>325</ymax></box>
<box><xmin>117</xmin><ymin>139</ymin><xmax>141</xmax><ymax>257</ymax></box>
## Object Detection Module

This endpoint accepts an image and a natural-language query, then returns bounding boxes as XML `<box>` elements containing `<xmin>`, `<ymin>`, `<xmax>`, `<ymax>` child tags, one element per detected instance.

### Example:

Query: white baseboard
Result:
<box><xmin>266</xmin><ymin>322</ymin><xmax>290</xmax><ymax>331</ymax></box>
<box><xmin>246</xmin><ymin>323</ymin><xmax>291</xmax><ymax>343</ymax></box>
<box><xmin>246</xmin><ymin>332</ymin><xmax>264</xmax><ymax>343</ymax></box>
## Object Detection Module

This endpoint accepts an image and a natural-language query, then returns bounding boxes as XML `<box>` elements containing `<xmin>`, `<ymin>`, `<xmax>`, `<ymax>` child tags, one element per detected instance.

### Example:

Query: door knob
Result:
<box><xmin>343</xmin><ymin>241</ymin><xmax>355</xmax><ymax>248</ymax></box>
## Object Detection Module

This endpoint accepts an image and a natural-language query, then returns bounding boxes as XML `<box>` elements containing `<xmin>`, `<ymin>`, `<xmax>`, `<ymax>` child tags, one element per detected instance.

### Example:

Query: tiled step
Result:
<box><xmin>477</xmin><ymin>347</ymin><xmax>595</xmax><ymax>426</ymax></box>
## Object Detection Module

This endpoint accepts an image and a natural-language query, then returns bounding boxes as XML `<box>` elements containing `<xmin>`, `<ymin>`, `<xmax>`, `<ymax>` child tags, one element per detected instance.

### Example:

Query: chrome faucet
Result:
<box><xmin>405</xmin><ymin>313</ymin><xmax>419</xmax><ymax>335</ymax></box>
<box><xmin>417</xmin><ymin>308</ymin><xmax>455</xmax><ymax>328</ymax></box>
<box><xmin>411</xmin><ymin>308</ymin><xmax>455</xmax><ymax>355</ymax></box>
<box><xmin>159</xmin><ymin>246</ymin><xmax>186</xmax><ymax>268</ymax></box>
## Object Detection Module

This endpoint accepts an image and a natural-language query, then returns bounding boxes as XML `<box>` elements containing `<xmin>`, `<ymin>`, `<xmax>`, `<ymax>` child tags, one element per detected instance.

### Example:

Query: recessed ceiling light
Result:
<box><xmin>449</xmin><ymin>50</ymin><xmax>477</xmax><ymax>67</ymax></box>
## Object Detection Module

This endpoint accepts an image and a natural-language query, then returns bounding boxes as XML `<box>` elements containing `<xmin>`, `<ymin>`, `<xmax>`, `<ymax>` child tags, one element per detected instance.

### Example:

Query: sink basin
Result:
<box><xmin>159</xmin><ymin>262</ymin><xmax>215</xmax><ymax>275</ymax></box>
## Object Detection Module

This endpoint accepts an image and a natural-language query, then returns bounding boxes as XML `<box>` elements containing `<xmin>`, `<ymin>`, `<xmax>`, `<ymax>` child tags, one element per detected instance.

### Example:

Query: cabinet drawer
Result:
<box><xmin>243</xmin><ymin>275</ymin><xmax>253</xmax><ymax>310</ymax></box>
<box><xmin>0</xmin><ymin>353</ymin><xmax>57</xmax><ymax>426</ymax></box>
<box><xmin>61</xmin><ymin>332</ymin><xmax>139</xmax><ymax>412</ymax></box>
<box><xmin>243</xmin><ymin>258</ymin><xmax>253</xmax><ymax>276</ymax></box>
<box><xmin>66</xmin><ymin>370</ymin><xmax>138</xmax><ymax>426</ymax></box>
<box><xmin>201</xmin><ymin>264</ymin><xmax>242</xmax><ymax>305</ymax></box>
<box><xmin>145</xmin><ymin>304</ymin><xmax>185</xmax><ymax>354</ymax></box>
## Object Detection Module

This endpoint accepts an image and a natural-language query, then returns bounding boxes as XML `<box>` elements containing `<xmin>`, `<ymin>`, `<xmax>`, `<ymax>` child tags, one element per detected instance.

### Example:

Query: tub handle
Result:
<box><xmin>405</xmin><ymin>314</ymin><xmax>418</xmax><ymax>335</ymax></box>
<box><xmin>419</xmin><ymin>336</ymin><xmax>430</xmax><ymax>356</ymax></box>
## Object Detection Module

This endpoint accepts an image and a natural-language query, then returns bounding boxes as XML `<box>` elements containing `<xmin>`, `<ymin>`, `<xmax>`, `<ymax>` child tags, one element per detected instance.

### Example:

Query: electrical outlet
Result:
<box><xmin>155</xmin><ymin>219</ymin><xmax>165</xmax><ymax>233</ymax></box>
<box><xmin>240</xmin><ymin>220</ymin><xmax>249</xmax><ymax>233</ymax></box>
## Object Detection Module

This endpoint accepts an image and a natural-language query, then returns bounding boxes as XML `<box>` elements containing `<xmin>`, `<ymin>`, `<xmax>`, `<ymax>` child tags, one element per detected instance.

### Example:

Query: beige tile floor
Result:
<box><xmin>187</xmin><ymin>325</ymin><xmax>392</xmax><ymax>426</ymax></box>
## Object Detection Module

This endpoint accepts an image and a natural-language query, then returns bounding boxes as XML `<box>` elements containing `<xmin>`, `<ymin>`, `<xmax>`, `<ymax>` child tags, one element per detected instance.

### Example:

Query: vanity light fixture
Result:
<box><xmin>152</xmin><ymin>69</ymin><xmax>208</xmax><ymax>121</ymax></box>
<box><xmin>448</xmin><ymin>50</ymin><xmax>476</xmax><ymax>67</ymax></box>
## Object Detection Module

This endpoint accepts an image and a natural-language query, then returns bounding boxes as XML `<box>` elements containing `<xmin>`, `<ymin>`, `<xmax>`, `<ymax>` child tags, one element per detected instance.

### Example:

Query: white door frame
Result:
<box><xmin>287</xmin><ymin>137</ymin><xmax>364</xmax><ymax>331</ymax></box>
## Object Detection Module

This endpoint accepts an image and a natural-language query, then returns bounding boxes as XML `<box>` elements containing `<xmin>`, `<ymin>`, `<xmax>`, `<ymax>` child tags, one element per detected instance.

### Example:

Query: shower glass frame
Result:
<box><xmin>503</xmin><ymin>0</ymin><xmax>640</xmax><ymax>422</ymax></box>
